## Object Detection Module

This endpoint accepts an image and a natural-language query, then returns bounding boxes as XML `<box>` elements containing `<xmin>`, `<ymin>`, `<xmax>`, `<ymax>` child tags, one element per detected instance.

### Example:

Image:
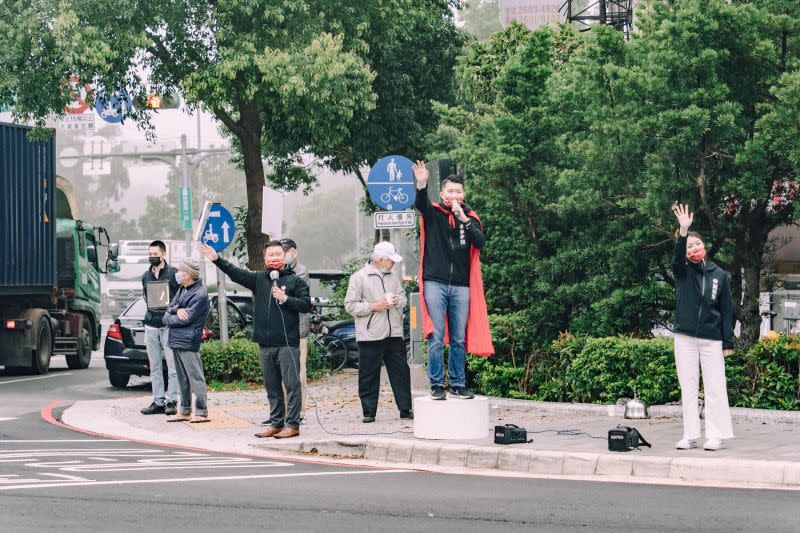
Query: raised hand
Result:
<box><xmin>198</xmin><ymin>243</ymin><xmax>218</xmax><ymax>261</ymax></box>
<box><xmin>413</xmin><ymin>160</ymin><xmax>429</xmax><ymax>189</ymax></box>
<box><xmin>673</xmin><ymin>204</ymin><xmax>694</xmax><ymax>236</ymax></box>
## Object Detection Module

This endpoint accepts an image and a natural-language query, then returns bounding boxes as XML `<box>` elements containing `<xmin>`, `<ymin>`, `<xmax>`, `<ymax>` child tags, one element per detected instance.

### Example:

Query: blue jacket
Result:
<box><xmin>163</xmin><ymin>279</ymin><xmax>210</xmax><ymax>351</ymax></box>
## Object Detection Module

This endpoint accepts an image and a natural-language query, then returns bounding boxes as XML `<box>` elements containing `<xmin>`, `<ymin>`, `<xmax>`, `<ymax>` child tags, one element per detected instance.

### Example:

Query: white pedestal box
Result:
<box><xmin>412</xmin><ymin>395</ymin><xmax>489</xmax><ymax>440</ymax></box>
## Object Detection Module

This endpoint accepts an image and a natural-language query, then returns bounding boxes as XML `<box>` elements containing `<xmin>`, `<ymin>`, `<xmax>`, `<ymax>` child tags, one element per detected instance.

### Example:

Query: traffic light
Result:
<box><xmin>141</xmin><ymin>90</ymin><xmax>181</xmax><ymax>110</ymax></box>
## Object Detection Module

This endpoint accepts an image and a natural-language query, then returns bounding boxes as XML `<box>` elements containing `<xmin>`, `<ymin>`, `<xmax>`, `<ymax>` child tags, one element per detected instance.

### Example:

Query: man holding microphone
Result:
<box><xmin>199</xmin><ymin>241</ymin><xmax>311</xmax><ymax>439</ymax></box>
<box><xmin>412</xmin><ymin>161</ymin><xmax>494</xmax><ymax>400</ymax></box>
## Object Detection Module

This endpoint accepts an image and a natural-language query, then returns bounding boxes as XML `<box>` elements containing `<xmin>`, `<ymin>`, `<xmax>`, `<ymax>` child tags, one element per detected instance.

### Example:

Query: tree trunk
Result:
<box><xmin>739</xmin><ymin>259</ymin><xmax>762</xmax><ymax>348</ymax></box>
<box><xmin>238</xmin><ymin>102</ymin><xmax>269</xmax><ymax>270</ymax></box>
<box><xmin>733</xmin><ymin>213</ymin><xmax>769</xmax><ymax>349</ymax></box>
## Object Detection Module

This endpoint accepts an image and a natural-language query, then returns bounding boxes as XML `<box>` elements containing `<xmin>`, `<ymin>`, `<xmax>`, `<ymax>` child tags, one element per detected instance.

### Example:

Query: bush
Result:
<box><xmin>200</xmin><ymin>337</ymin><xmax>326</xmax><ymax>384</ymax></box>
<box><xmin>736</xmin><ymin>335</ymin><xmax>800</xmax><ymax>410</ymax></box>
<box><xmin>200</xmin><ymin>338</ymin><xmax>262</xmax><ymax>383</ymax></box>
<box><xmin>562</xmin><ymin>336</ymin><xmax>678</xmax><ymax>405</ymax></box>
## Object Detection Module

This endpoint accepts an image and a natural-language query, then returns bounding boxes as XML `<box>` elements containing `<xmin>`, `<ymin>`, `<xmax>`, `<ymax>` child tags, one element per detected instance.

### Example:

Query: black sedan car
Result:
<box><xmin>104</xmin><ymin>295</ymin><xmax>249</xmax><ymax>388</ymax></box>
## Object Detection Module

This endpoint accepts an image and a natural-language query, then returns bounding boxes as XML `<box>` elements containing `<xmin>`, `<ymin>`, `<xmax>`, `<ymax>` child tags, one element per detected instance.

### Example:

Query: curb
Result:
<box><xmin>251</xmin><ymin>438</ymin><xmax>800</xmax><ymax>487</ymax></box>
<box><xmin>483</xmin><ymin>396</ymin><xmax>800</xmax><ymax>425</ymax></box>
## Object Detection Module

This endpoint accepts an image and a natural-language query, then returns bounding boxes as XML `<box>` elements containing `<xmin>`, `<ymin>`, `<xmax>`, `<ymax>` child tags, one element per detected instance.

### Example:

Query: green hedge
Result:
<box><xmin>200</xmin><ymin>337</ymin><xmax>326</xmax><ymax>384</ymax></box>
<box><xmin>466</xmin><ymin>314</ymin><xmax>800</xmax><ymax>410</ymax></box>
<box><xmin>200</xmin><ymin>338</ymin><xmax>262</xmax><ymax>383</ymax></box>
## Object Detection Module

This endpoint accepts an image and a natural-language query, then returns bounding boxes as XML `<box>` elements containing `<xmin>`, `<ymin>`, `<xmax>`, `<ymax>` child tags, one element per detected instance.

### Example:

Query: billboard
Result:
<box><xmin>498</xmin><ymin>0</ymin><xmax>564</xmax><ymax>30</ymax></box>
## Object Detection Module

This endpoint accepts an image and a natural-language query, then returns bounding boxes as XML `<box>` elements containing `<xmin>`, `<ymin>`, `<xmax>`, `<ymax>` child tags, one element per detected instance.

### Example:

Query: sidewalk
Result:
<box><xmin>61</xmin><ymin>369</ymin><xmax>800</xmax><ymax>488</ymax></box>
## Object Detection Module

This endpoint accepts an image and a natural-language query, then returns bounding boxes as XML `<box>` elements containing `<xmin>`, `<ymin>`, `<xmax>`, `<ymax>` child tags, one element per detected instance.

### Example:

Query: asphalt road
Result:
<box><xmin>0</xmin><ymin>351</ymin><xmax>797</xmax><ymax>532</ymax></box>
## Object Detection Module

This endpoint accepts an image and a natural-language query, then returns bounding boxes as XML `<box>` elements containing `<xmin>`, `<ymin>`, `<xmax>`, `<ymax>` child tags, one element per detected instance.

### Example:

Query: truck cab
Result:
<box><xmin>55</xmin><ymin>219</ymin><xmax>105</xmax><ymax>355</ymax></box>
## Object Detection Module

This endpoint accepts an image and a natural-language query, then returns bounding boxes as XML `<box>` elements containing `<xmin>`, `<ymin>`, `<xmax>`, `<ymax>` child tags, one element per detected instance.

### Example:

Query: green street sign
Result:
<box><xmin>179</xmin><ymin>186</ymin><xmax>192</xmax><ymax>230</ymax></box>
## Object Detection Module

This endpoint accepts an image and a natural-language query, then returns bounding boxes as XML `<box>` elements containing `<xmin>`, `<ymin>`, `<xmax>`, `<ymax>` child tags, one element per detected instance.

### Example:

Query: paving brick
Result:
<box><xmin>385</xmin><ymin>440</ymin><xmax>415</xmax><ymax>463</ymax></box>
<box><xmin>632</xmin><ymin>456</ymin><xmax>672</xmax><ymax>478</ymax></box>
<box><xmin>411</xmin><ymin>442</ymin><xmax>442</xmax><ymax>465</ymax></box>
<box><xmin>497</xmin><ymin>449</ymin><xmax>532</xmax><ymax>472</ymax></box>
<box><xmin>596</xmin><ymin>454</ymin><xmax>634</xmax><ymax>476</ymax></box>
<box><xmin>437</xmin><ymin>444</ymin><xmax>473</xmax><ymax>467</ymax></box>
<box><xmin>669</xmin><ymin>458</ymin><xmax>787</xmax><ymax>484</ymax></box>
<box><xmin>528</xmin><ymin>451</ymin><xmax>565</xmax><ymax>474</ymax></box>
<box><xmin>562</xmin><ymin>453</ymin><xmax>599</xmax><ymax>475</ymax></box>
<box><xmin>466</xmin><ymin>446</ymin><xmax>500</xmax><ymax>469</ymax></box>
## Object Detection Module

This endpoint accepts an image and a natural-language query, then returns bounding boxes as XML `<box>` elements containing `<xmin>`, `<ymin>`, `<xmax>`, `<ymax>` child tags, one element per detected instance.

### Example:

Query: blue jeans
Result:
<box><xmin>424</xmin><ymin>280</ymin><xmax>470</xmax><ymax>388</ymax></box>
<box><xmin>145</xmin><ymin>325</ymin><xmax>178</xmax><ymax>405</ymax></box>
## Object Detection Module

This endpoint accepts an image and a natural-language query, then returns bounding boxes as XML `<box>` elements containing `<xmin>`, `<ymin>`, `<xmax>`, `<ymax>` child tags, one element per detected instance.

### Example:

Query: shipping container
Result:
<box><xmin>0</xmin><ymin>122</ymin><xmax>116</xmax><ymax>374</ymax></box>
<box><xmin>0</xmin><ymin>122</ymin><xmax>56</xmax><ymax>295</ymax></box>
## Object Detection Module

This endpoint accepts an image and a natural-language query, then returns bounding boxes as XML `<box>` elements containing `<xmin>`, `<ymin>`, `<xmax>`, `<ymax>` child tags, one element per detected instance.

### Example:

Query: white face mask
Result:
<box><xmin>175</xmin><ymin>271</ymin><xmax>187</xmax><ymax>285</ymax></box>
<box><xmin>284</xmin><ymin>252</ymin><xmax>295</xmax><ymax>266</ymax></box>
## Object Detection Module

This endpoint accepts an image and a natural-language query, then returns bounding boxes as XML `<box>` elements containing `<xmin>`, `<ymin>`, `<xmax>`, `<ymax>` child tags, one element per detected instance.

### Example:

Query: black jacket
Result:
<box><xmin>163</xmin><ymin>279</ymin><xmax>210</xmax><ymax>352</ymax></box>
<box><xmin>141</xmin><ymin>262</ymin><xmax>180</xmax><ymax>328</ymax></box>
<box><xmin>213</xmin><ymin>257</ymin><xmax>312</xmax><ymax>347</ymax></box>
<box><xmin>415</xmin><ymin>185</ymin><xmax>485</xmax><ymax>286</ymax></box>
<box><xmin>671</xmin><ymin>236</ymin><xmax>734</xmax><ymax>349</ymax></box>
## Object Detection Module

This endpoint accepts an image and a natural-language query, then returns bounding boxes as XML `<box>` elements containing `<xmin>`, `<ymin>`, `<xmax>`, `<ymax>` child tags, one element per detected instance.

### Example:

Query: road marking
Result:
<box><xmin>0</xmin><ymin>418</ymin><xmax>17</xmax><ymax>422</ymax></box>
<box><xmin>0</xmin><ymin>439</ymin><xmax>120</xmax><ymax>443</ymax></box>
<box><xmin>0</xmin><ymin>373</ymin><xmax>73</xmax><ymax>385</ymax></box>
<box><xmin>0</xmin><ymin>469</ymin><xmax>412</xmax><ymax>491</ymax></box>
<box><xmin>39</xmin><ymin>473</ymin><xmax>91</xmax><ymax>482</ymax></box>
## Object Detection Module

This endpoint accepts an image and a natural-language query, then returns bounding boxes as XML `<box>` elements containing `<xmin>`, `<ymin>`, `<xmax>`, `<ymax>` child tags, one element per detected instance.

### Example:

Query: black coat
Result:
<box><xmin>415</xmin><ymin>185</ymin><xmax>485</xmax><ymax>286</ymax></box>
<box><xmin>671</xmin><ymin>236</ymin><xmax>734</xmax><ymax>349</ymax></box>
<box><xmin>163</xmin><ymin>279</ymin><xmax>210</xmax><ymax>352</ymax></box>
<box><xmin>212</xmin><ymin>257</ymin><xmax>312</xmax><ymax>347</ymax></box>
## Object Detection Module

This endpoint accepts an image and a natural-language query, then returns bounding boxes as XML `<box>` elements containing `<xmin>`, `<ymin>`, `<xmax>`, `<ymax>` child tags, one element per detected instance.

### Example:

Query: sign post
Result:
<box><xmin>199</xmin><ymin>203</ymin><xmax>237</xmax><ymax>343</ymax></box>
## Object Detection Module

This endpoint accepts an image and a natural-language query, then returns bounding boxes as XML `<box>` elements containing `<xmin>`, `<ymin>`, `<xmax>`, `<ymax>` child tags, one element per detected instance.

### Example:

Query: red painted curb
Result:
<box><xmin>39</xmin><ymin>399</ymin><xmax>424</xmax><ymax>471</ymax></box>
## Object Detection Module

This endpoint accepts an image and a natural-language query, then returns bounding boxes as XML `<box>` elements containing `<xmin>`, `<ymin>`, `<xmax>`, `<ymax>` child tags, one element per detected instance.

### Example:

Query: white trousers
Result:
<box><xmin>673</xmin><ymin>333</ymin><xmax>734</xmax><ymax>440</ymax></box>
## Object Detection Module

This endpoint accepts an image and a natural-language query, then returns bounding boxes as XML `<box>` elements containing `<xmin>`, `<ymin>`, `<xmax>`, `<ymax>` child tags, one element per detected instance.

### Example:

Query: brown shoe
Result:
<box><xmin>273</xmin><ymin>427</ymin><xmax>300</xmax><ymax>439</ymax></box>
<box><xmin>255</xmin><ymin>426</ymin><xmax>284</xmax><ymax>438</ymax></box>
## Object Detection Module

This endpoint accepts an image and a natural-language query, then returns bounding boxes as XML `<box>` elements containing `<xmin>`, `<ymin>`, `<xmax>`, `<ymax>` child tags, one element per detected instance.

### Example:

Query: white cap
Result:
<box><xmin>373</xmin><ymin>241</ymin><xmax>403</xmax><ymax>263</ymax></box>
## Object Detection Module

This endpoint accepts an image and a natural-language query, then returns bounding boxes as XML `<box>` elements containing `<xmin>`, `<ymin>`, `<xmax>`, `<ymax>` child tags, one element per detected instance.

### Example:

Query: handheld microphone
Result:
<box><xmin>270</xmin><ymin>269</ymin><xmax>279</xmax><ymax>288</ymax></box>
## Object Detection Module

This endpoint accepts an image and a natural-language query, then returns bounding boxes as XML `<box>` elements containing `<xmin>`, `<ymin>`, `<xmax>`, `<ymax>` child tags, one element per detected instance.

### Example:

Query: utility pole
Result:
<box><xmin>180</xmin><ymin>135</ymin><xmax>192</xmax><ymax>257</ymax></box>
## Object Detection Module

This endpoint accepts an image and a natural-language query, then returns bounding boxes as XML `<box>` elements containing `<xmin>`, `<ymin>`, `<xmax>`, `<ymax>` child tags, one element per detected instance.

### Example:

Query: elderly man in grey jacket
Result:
<box><xmin>344</xmin><ymin>241</ymin><xmax>413</xmax><ymax>423</ymax></box>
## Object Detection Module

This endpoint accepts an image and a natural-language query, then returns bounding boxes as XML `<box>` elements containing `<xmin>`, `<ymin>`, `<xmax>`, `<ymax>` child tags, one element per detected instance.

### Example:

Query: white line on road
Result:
<box><xmin>39</xmin><ymin>473</ymin><xmax>91</xmax><ymax>482</ymax></box>
<box><xmin>0</xmin><ymin>418</ymin><xmax>17</xmax><ymax>422</ymax></box>
<box><xmin>0</xmin><ymin>373</ymin><xmax>73</xmax><ymax>385</ymax></box>
<box><xmin>0</xmin><ymin>469</ymin><xmax>413</xmax><ymax>491</ymax></box>
<box><xmin>0</xmin><ymin>440</ymin><xmax>121</xmax><ymax>443</ymax></box>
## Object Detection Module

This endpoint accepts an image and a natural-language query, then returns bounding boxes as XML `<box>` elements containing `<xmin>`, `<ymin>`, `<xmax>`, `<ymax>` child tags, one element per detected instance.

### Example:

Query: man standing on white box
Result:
<box><xmin>413</xmin><ymin>160</ymin><xmax>494</xmax><ymax>401</ymax></box>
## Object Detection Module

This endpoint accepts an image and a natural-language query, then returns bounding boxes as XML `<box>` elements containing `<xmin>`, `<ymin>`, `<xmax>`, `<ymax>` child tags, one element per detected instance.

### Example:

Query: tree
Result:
<box><xmin>0</xmin><ymin>1</ymin><xmax>463</xmax><ymax>269</ymax></box>
<box><xmin>602</xmin><ymin>0</ymin><xmax>800</xmax><ymax>347</ymax></box>
<box><xmin>430</xmin><ymin>1</ymin><xmax>800</xmax><ymax>350</ymax></box>
<box><xmin>287</xmin><ymin>187</ymin><xmax>363</xmax><ymax>269</ymax></box>
<box><xmin>137</xmin><ymin>156</ymin><xmax>248</xmax><ymax>241</ymax></box>
<box><xmin>459</xmin><ymin>0</ymin><xmax>503</xmax><ymax>41</ymax></box>
<box><xmin>427</xmin><ymin>23</ymin><xmax>670</xmax><ymax>343</ymax></box>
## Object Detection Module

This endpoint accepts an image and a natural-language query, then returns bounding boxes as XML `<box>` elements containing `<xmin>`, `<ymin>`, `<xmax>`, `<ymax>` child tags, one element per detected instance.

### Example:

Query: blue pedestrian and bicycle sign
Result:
<box><xmin>201</xmin><ymin>203</ymin><xmax>236</xmax><ymax>252</ymax></box>
<box><xmin>95</xmin><ymin>88</ymin><xmax>132</xmax><ymax>124</ymax></box>
<box><xmin>367</xmin><ymin>155</ymin><xmax>416</xmax><ymax>211</ymax></box>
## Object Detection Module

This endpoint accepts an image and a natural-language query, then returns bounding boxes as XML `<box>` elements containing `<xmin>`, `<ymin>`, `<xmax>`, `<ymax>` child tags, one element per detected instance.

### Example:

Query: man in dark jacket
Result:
<box><xmin>140</xmin><ymin>240</ymin><xmax>181</xmax><ymax>416</ymax></box>
<box><xmin>199</xmin><ymin>241</ymin><xmax>311</xmax><ymax>439</ymax></box>
<box><xmin>413</xmin><ymin>161</ymin><xmax>492</xmax><ymax>400</ymax></box>
<box><xmin>163</xmin><ymin>258</ymin><xmax>211</xmax><ymax>423</ymax></box>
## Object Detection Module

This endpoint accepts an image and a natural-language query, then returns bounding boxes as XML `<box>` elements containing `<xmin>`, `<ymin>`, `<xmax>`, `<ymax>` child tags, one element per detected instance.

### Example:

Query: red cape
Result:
<box><xmin>418</xmin><ymin>204</ymin><xmax>494</xmax><ymax>357</ymax></box>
